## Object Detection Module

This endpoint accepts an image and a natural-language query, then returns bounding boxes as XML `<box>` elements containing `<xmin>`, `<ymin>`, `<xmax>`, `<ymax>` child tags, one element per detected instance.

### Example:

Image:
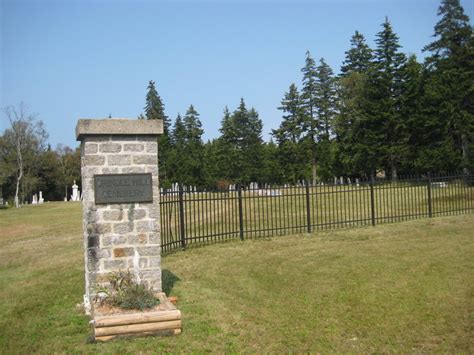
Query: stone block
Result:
<box><xmin>124</xmin><ymin>143</ymin><xmax>145</xmax><ymax>152</ymax></box>
<box><xmin>137</xmin><ymin>246</ymin><xmax>160</xmax><ymax>256</ymax></box>
<box><xmin>146</xmin><ymin>165</ymin><xmax>159</xmax><ymax>174</ymax></box>
<box><xmin>103</xmin><ymin>259</ymin><xmax>127</xmax><ymax>270</ymax></box>
<box><xmin>107</xmin><ymin>154</ymin><xmax>131</xmax><ymax>166</ymax></box>
<box><xmin>84</xmin><ymin>155</ymin><xmax>105</xmax><ymax>166</ymax></box>
<box><xmin>122</xmin><ymin>167</ymin><xmax>145</xmax><ymax>174</ymax></box>
<box><xmin>99</xmin><ymin>142</ymin><xmax>122</xmax><ymax>153</ymax></box>
<box><xmin>136</xmin><ymin>220</ymin><xmax>154</xmax><ymax>232</ymax></box>
<box><xmin>128</xmin><ymin>233</ymin><xmax>148</xmax><ymax>244</ymax></box>
<box><xmin>113</xmin><ymin>247</ymin><xmax>134</xmax><ymax>258</ymax></box>
<box><xmin>133</xmin><ymin>155</ymin><xmax>157</xmax><ymax>165</ymax></box>
<box><xmin>101</xmin><ymin>234</ymin><xmax>128</xmax><ymax>247</ymax></box>
<box><xmin>148</xmin><ymin>232</ymin><xmax>160</xmax><ymax>244</ymax></box>
<box><xmin>149</xmin><ymin>256</ymin><xmax>161</xmax><ymax>268</ymax></box>
<box><xmin>84</xmin><ymin>143</ymin><xmax>98</xmax><ymax>154</ymax></box>
<box><xmin>102</xmin><ymin>167</ymin><xmax>121</xmax><ymax>174</ymax></box>
<box><xmin>113</xmin><ymin>222</ymin><xmax>133</xmax><ymax>234</ymax></box>
<box><xmin>103</xmin><ymin>210</ymin><xmax>123</xmax><ymax>221</ymax></box>
<box><xmin>146</xmin><ymin>142</ymin><xmax>158</xmax><ymax>153</ymax></box>
<box><xmin>132</xmin><ymin>209</ymin><xmax>147</xmax><ymax>220</ymax></box>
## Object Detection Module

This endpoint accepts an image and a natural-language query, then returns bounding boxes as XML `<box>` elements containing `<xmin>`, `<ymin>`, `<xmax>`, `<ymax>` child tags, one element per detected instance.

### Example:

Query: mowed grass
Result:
<box><xmin>0</xmin><ymin>202</ymin><xmax>473</xmax><ymax>353</ymax></box>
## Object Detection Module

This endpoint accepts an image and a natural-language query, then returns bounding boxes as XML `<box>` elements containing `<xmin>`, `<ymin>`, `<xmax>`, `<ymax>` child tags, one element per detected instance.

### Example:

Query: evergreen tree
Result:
<box><xmin>371</xmin><ymin>17</ymin><xmax>407</xmax><ymax>179</ymax></box>
<box><xmin>315</xmin><ymin>58</ymin><xmax>336</xmax><ymax>139</ymax></box>
<box><xmin>142</xmin><ymin>80</ymin><xmax>172</xmax><ymax>185</ymax></box>
<box><xmin>300</xmin><ymin>51</ymin><xmax>319</xmax><ymax>182</ymax></box>
<box><xmin>340</xmin><ymin>31</ymin><xmax>373</xmax><ymax>75</ymax></box>
<box><xmin>182</xmin><ymin>105</ymin><xmax>205</xmax><ymax>186</ymax></box>
<box><xmin>218</xmin><ymin>100</ymin><xmax>264</xmax><ymax>184</ymax></box>
<box><xmin>272</xmin><ymin>83</ymin><xmax>308</xmax><ymax>183</ymax></box>
<box><xmin>336</xmin><ymin>32</ymin><xmax>374</xmax><ymax>176</ymax></box>
<box><xmin>273</xmin><ymin>83</ymin><xmax>304</xmax><ymax>144</ymax></box>
<box><xmin>397</xmin><ymin>55</ymin><xmax>424</xmax><ymax>173</ymax></box>
<box><xmin>315</xmin><ymin>58</ymin><xmax>337</xmax><ymax>179</ymax></box>
<box><xmin>169</xmin><ymin>113</ymin><xmax>186</xmax><ymax>184</ymax></box>
<box><xmin>423</xmin><ymin>0</ymin><xmax>474</xmax><ymax>173</ymax></box>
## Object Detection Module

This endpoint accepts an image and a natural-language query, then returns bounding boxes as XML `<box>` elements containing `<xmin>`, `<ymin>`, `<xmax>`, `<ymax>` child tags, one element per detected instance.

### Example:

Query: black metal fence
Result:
<box><xmin>160</xmin><ymin>173</ymin><xmax>473</xmax><ymax>253</ymax></box>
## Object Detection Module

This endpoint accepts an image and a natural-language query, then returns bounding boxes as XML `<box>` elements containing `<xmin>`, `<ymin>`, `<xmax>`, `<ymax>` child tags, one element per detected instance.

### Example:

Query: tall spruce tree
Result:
<box><xmin>423</xmin><ymin>0</ymin><xmax>473</xmax><ymax>173</ymax></box>
<box><xmin>218</xmin><ymin>99</ymin><xmax>264</xmax><ymax>184</ymax></box>
<box><xmin>340</xmin><ymin>31</ymin><xmax>373</xmax><ymax>75</ymax></box>
<box><xmin>336</xmin><ymin>31</ymin><xmax>373</xmax><ymax>176</ymax></box>
<box><xmin>371</xmin><ymin>17</ymin><xmax>407</xmax><ymax>179</ymax></box>
<box><xmin>315</xmin><ymin>58</ymin><xmax>336</xmax><ymax>139</ymax></box>
<box><xmin>398</xmin><ymin>55</ymin><xmax>424</xmax><ymax>173</ymax></box>
<box><xmin>300</xmin><ymin>51</ymin><xmax>319</xmax><ymax>182</ymax></box>
<box><xmin>182</xmin><ymin>105</ymin><xmax>204</xmax><ymax>185</ymax></box>
<box><xmin>315</xmin><ymin>58</ymin><xmax>337</xmax><ymax>179</ymax></box>
<box><xmin>143</xmin><ymin>80</ymin><xmax>172</xmax><ymax>185</ymax></box>
<box><xmin>272</xmin><ymin>83</ymin><xmax>308</xmax><ymax>183</ymax></box>
<box><xmin>169</xmin><ymin>113</ymin><xmax>186</xmax><ymax>183</ymax></box>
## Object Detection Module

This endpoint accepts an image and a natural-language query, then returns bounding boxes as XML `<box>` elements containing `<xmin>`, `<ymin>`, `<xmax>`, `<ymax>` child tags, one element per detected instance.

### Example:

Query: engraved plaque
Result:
<box><xmin>94</xmin><ymin>173</ymin><xmax>153</xmax><ymax>204</ymax></box>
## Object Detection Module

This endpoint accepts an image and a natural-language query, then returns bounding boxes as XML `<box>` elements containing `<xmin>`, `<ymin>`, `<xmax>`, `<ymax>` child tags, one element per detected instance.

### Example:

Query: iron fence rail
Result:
<box><xmin>160</xmin><ymin>173</ymin><xmax>474</xmax><ymax>253</ymax></box>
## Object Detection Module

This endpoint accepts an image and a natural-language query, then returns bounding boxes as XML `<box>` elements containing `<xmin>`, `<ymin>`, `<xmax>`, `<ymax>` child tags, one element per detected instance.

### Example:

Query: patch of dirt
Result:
<box><xmin>93</xmin><ymin>300</ymin><xmax>165</xmax><ymax>317</ymax></box>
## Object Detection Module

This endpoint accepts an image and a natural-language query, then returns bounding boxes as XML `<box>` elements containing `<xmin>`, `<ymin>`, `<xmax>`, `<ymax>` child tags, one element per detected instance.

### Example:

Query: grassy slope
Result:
<box><xmin>0</xmin><ymin>202</ymin><xmax>472</xmax><ymax>353</ymax></box>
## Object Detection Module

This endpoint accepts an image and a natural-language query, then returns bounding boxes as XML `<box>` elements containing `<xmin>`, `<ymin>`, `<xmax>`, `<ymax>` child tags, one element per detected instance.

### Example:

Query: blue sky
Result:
<box><xmin>1</xmin><ymin>0</ymin><xmax>473</xmax><ymax>148</ymax></box>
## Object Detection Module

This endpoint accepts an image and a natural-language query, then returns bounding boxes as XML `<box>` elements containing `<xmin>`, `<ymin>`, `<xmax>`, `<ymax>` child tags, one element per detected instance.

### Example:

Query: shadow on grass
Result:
<box><xmin>162</xmin><ymin>269</ymin><xmax>181</xmax><ymax>295</ymax></box>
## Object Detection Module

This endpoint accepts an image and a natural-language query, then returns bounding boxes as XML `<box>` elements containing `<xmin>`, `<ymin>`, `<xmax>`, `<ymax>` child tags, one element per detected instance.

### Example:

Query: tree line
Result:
<box><xmin>149</xmin><ymin>0</ymin><xmax>473</xmax><ymax>188</ymax></box>
<box><xmin>0</xmin><ymin>0</ymin><xmax>472</xmax><ymax>204</ymax></box>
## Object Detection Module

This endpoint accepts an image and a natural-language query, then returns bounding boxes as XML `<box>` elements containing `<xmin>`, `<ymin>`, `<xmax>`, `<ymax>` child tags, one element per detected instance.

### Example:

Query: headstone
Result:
<box><xmin>76</xmin><ymin>118</ymin><xmax>163</xmax><ymax>307</ymax></box>
<box><xmin>38</xmin><ymin>191</ymin><xmax>44</xmax><ymax>204</ymax></box>
<box><xmin>356</xmin><ymin>178</ymin><xmax>360</xmax><ymax>187</ymax></box>
<box><xmin>334</xmin><ymin>177</ymin><xmax>337</xmax><ymax>185</ymax></box>
<box><xmin>32</xmin><ymin>194</ymin><xmax>38</xmax><ymax>205</ymax></box>
<box><xmin>340</xmin><ymin>176</ymin><xmax>344</xmax><ymax>185</ymax></box>
<box><xmin>71</xmin><ymin>180</ymin><xmax>79</xmax><ymax>201</ymax></box>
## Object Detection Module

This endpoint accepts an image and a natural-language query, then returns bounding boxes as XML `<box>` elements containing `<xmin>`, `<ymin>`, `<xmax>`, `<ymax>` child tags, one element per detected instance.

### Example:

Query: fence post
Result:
<box><xmin>305</xmin><ymin>180</ymin><xmax>312</xmax><ymax>233</ymax></box>
<box><xmin>178</xmin><ymin>184</ymin><xmax>186</xmax><ymax>249</ymax></box>
<box><xmin>237</xmin><ymin>184</ymin><xmax>244</xmax><ymax>241</ymax></box>
<box><xmin>427</xmin><ymin>173</ymin><xmax>433</xmax><ymax>218</ymax></box>
<box><xmin>370</xmin><ymin>176</ymin><xmax>376</xmax><ymax>226</ymax></box>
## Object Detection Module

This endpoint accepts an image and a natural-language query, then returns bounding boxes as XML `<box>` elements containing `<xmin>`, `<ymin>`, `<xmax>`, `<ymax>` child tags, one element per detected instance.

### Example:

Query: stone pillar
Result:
<box><xmin>76</xmin><ymin>119</ymin><xmax>163</xmax><ymax>304</ymax></box>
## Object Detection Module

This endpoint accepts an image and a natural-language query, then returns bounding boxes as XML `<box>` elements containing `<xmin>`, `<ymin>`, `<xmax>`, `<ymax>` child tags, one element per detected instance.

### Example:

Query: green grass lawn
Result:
<box><xmin>0</xmin><ymin>202</ymin><xmax>473</xmax><ymax>352</ymax></box>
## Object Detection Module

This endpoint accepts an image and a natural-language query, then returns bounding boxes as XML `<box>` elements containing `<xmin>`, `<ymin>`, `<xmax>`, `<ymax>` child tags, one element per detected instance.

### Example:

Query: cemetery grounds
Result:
<box><xmin>0</xmin><ymin>192</ymin><xmax>473</xmax><ymax>352</ymax></box>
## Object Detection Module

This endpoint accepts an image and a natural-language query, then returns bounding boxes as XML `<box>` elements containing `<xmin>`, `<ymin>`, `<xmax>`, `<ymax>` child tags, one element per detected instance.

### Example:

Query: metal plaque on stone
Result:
<box><xmin>94</xmin><ymin>173</ymin><xmax>153</xmax><ymax>204</ymax></box>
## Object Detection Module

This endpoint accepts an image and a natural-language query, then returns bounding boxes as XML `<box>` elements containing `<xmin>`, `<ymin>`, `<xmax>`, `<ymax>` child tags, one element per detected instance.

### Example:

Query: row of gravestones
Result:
<box><xmin>28</xmin><ymin>180</ymin><xmax>82</xmax><ymax>205</ymax></box>
<box><xmin>160</xmin><ymin>178</ymin><xmax>362</xmax><ymax>196</ymax></box>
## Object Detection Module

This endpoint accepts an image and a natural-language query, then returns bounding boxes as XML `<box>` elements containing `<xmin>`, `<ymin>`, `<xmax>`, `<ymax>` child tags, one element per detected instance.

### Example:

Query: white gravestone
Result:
<box><xmin>71</xmin><ymin>180</ymin><xmax>79</xmax><ymax>201</ymax></box>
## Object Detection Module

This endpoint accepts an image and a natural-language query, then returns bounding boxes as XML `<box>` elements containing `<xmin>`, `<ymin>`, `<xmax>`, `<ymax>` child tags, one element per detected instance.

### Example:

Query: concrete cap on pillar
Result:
<box><xmin>76</xmin><ymin>119</ymin><xmax>163</xmax><ymax>141</ymax></box>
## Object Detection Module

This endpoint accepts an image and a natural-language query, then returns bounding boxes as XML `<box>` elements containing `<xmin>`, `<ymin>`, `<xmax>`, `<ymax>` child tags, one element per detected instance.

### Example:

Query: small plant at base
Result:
<box><xmin>100</xmin><ymin>270</ymin><xmax>159</xmax><ymax>311</ymax></box>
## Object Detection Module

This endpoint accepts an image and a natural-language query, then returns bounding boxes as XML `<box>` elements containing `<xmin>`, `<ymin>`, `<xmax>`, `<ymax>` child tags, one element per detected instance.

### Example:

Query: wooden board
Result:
<box><xmin>92</xmin><ymin>293</ymin><xmax>181</xmax><ymax>341</ymax></box>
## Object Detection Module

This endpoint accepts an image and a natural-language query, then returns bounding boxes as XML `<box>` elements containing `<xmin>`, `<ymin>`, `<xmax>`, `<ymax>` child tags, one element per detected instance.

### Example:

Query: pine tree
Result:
<box><xmin>218</xmin><ymin>100</ymin><xmax>264</xmax><ymax>184</ymax></box>
<box><xmin>423</xmin><ymin>0</ymin><xmax>474</xmax><ymax>173</ymax></box>
<box><xmin>273</xmin><ymin>83</ymin><xmax>304</xmax><ymax>144</ymax></box>
<box><xmin>340</xmin><ymin>31</ymin><xmax>373</xmax><ymax>75</ymax></box>
<box><xmin>315</xmin><ymin>58</ymin><xmax>336</xmax><ymax>139</ymax></box>
<box><xmin>397</xmin><ymin>55</ymin><xmax>424</xmax><ymax>173</ymax></box>
<box><xmin>300</xmin><ymin>51</ymin><xmax>319</xmax><ymax>182</ymax></box>
<box><xmin>182</xmin><ymin>105</ymin><xmax>204</xmax><ymax>185</ymax></box>
<box><xmin>336</xmin><ymin>31</ymin><xmax>374</xmax><ymax>175</ymax></box>
<box><xmin>272</xmin><ymin>83</ymin><xmax>308</xmax><ymax>183</ymax></box>
<box><xmin>142</xmin><ymin>80</ymin><xmax>172</xmax><ymax>184</ymax></box>
<box><xmin>169</xmin><ymin>113</ymin><xmax>186</xmax><ymax>184</ymax></box>
<box><xmin>371</xmin><ymin>17</ymin><xmax>407</xmax><ymax>179</ymax></box>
